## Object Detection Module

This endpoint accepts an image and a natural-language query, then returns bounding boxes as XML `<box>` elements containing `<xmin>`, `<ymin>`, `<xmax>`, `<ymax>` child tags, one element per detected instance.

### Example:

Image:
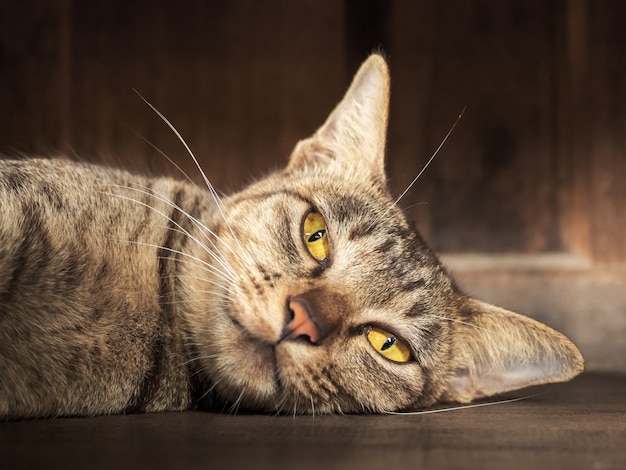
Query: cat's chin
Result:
<box><xmin>215</xmin><ymin>330</ymin><xmax>323</xmax><ymax>414</ymax></box>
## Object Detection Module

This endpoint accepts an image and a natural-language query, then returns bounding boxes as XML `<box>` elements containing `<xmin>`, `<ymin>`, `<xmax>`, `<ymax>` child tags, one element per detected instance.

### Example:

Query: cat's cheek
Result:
<box><xmin>215</xmin><ymin>288</ymin><xmax>287</xmax><ymax>344</ymax></box>
<box><xmin>273</xmin><ymin>344</ymin><xmax>330</xmax><ymax>388</ymax></box>
<box><xmin>207</xmin><ymin>324</ymin><xmax>279</xmax><ymax>407</ymax></box>
<box><xmin>348</xmin><ymin>350</ymin><xmax>429</xmax><ymax>412</ymax></box>
<box><xmin>273</xmin><ymin>342</ymin><xmax>314</xmax><ymax>370</ymax></box>
<box><xmin>186</xmin><ymin>298</ymin><xmax>279</xmax><ymax>405</ymax></box>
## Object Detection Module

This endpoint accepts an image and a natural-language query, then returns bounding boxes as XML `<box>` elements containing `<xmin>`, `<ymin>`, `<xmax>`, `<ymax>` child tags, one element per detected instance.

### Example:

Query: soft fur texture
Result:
<box><xmin>0</xmin><ymin>55</ymin><xmax>583</xmax><ymax>419</ymax></box>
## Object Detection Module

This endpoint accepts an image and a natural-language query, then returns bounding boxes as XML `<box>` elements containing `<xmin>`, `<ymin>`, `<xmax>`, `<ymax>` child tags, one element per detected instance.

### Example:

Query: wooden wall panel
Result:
<box><xmin>63</xmin><ymin>0</ymin><xmax>347</xmax><ymax>190</ymax></box>
<box><xmin>0</xmin><ymin>0</ymin><xmax>346</xmax><ymax>187</ymax></box>
<box><xmin>556</xmin><ymin>0</ymin><xmax>592</xmax><ymax>260</ymax></box>
<box><xmin>588</xmin><ymin>0</ymin><xmax>626</xmax><ymax>262</ymax></box>
<box><xmin>556</xmin><ymin>0</ymin><xmax>626</xmax><ymax>264</ymax></box>
<box><xmin>0</xmin><ymin>0</ymin><xmax>69</xmax><ymax>152</ymax></box>
<box><xmin>388</xmin><ymin>0</ymin><xmax>564</xmax><ymax>253</ymax></box>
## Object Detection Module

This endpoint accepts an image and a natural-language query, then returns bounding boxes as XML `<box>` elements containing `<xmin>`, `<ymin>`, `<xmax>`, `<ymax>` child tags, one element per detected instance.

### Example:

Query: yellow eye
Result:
<box><xmin>303</xmin><ymin>212</ymin><xmax>330</xmax><ymax>260</ymax></box>
<box><xmin>366</xmin><ymin>327</ymin><xmax>412</xmax><ymax>363</ymax></box>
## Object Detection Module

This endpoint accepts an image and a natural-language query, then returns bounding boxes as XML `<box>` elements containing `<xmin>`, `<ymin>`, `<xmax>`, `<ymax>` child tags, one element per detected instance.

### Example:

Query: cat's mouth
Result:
<box><xmin>213</xmin><ymin>314</ymin><xmax>306</xmax><ymax>413</ymax></box>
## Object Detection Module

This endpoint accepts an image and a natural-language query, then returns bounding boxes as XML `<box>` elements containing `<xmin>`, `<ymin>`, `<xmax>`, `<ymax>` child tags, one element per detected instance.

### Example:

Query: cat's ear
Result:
<box><xmin>441</xmin><ymin>298</ymin><xmax>584</xmax><ymax>403</ymax></box>
<box><xmin>286</xmin><ymin>54</ymin><xmax>390</xmax><ymax>179</ymax></box>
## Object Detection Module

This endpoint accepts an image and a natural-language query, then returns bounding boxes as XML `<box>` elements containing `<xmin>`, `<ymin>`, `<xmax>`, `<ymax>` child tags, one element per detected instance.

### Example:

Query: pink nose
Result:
<box><xmin>287</xmin><ymin>298</ymin><xmax>320</xmax><ymax>344</ymax></box>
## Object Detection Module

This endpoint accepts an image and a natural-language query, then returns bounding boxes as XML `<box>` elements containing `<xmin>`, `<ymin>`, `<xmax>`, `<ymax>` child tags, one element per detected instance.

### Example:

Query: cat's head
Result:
<box><xmin>184</xmin><ymin>55</ymin><xmax>583</xmax><ymax>414</ymax></box>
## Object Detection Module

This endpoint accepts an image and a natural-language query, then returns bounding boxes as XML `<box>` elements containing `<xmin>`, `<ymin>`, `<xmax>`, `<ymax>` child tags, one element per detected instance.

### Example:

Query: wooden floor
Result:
<box><xmin>1</xmin><ymin>373</ymin><xmax>624</xmax><ymax>469</ymax></box>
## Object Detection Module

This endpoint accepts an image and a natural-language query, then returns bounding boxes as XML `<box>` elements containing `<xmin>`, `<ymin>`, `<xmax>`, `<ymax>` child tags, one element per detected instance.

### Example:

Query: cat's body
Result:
<box><xmin>0</xmin><ymin>55</ymin><xmax>583</xmax><ymax>419</ymax></box>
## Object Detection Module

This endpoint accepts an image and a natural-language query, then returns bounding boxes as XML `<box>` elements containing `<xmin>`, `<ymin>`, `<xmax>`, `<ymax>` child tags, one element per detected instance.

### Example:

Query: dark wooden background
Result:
<box><xmin>1</xmin><ymin>0</ymin><xmax>624</xmax><ymax>371</ymax></box>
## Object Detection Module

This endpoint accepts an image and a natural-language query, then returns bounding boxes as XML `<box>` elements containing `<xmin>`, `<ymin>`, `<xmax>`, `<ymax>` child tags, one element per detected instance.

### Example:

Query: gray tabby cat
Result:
<box><xmin>0</xmin><ymin>55</ymin><xmax>583</xmax><ymax>419</ymax></box>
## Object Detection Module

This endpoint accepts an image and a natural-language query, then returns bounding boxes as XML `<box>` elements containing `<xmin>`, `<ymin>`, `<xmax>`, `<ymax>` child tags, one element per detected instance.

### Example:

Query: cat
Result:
<box><xmin>0</xmin><ymin>54</ymin><xmax>583</xmax><ymax>419</ymax></box>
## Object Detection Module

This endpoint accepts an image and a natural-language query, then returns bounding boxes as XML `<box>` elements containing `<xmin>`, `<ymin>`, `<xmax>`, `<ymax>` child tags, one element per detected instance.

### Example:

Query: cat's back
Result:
<box><xmin>0</xmin><ymin>158</ymin><xmax>201</xmax><ymax>419</ymax></box>
<box><xmin>0</xmin><ymin>158</ymin><xmax>161</xmax><ymax>302</ymax></box>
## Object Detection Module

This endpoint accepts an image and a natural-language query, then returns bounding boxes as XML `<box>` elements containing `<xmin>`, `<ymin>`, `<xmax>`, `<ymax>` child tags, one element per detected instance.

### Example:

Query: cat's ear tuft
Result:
<box><xmin>441</xmin><ymin>298</ymin><xmax>584</xmax><ymax>403</ymax></box>
<box><xmin>287</xmin><ymin>54</ymin><xmax>390</xmax><ymax>179</ymax></box>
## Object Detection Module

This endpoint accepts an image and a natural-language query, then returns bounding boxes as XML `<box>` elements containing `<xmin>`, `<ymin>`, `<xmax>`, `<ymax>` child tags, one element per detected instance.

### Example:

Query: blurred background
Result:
<box><xmin>0</xmin><ymin>0</ymin><xmax>624</xmax><ymax>372</ymax></box>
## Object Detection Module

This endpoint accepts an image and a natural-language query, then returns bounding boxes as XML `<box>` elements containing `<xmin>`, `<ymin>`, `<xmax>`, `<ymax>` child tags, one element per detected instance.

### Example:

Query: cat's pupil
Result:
<box><xmin>308</xmin><ymin>230</ymin><xmax>326</xmax><ymax>243</ymax></box>
<box><xmin>380</xmin><ymin>336</ymin><xmax>396</xmax><ymax>351</ymax></box>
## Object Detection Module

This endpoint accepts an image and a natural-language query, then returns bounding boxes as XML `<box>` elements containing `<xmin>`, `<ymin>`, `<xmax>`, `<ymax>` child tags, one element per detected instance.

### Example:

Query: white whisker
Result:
<box><xmin>133</xmin><ymin>90</ymin><xmax>256</xmax><ymax>266</ymax></box>
<box><xmin>371</xmin><ymin>106</ymin><xmax>466</xmax><ymax>233</ymax></box>
<box><xmin>162</xmin><ymin>285</ymin><xmax>232</xmax><ymax>302</ymax></box>
<box><xmin>400</xmin><ymin>201</ymin><xmax>429</xmax><ymax>211</ymax></box>
<box><xmin>162</xmin><ymin>227</ymin><xmax>238</xmax><ymax>281</ymax></box>
<box><xmin>106</xmin><ymin>183</ymin><xmax>241</xmax><ymax>278</ymax></box>
<box><xmin>390</xmin><ymin>106</ymin><xmax>466</xmax><ymax>211</ymax></box>
<box><xmin>429</xmin><ymin>314</ymin><xmax>494</xmax><ymax>333</ymax></box>
<box><xmin>158</xmin><ymin>252</ymin><xmax>234</xmax><ymax>286</ymax></box>
<box><xmin>112</xmin><ymin>236</ymin><xmax>232</xmax><ymax>287</ymax></box>
<box><xmin>196</xmin><ymin>378</ymin><xmax>223</xmax><ymax>404</ymax></box>
<box><xmin>173</xmin><ymin>274</ymin><xmax>235</xmax><ymax>295</ymax></box>
<box><xmin>182</xmin><ymin>354</ymin><xmax>219</xmax><ymax>367</ymax></box>
<box><xmin>386</xmin><ymin>393</ymin><xmax>545</xmax><ymax>416</ymax></box>
<box><xmin>127</xmin><ymin>127</ymin><xmax>196</xmax><ymax>184</ymax></box>
<box><xmin>102</xmin><ymin>189</ymin><xmax>238</xmax><ymax>284</ymax></box>
<box><xmin>229</xmin><ymin>389</ymin><xmax>246</xmax><ymax>415</ymax></box>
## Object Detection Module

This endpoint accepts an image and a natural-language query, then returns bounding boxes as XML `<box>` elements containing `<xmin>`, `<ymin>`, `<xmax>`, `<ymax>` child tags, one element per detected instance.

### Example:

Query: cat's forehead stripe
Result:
<box><xmin>278</xmin><ymin>214</ymin><xmax>302</xmax><ymax>267</ymax></box>
<box><xmin>232</xmin><ymin>188</ymin><xmax>312</xmax><ymax>207</ymax></box>
<box><xmin>402</xmin><ymin>279</ymin><xmax>426</xmax><ymax>292</ymax></box>
<box><xmin>404</xmin><ymin>301</ymin><xmax>431</xmax><ymax>318</ymax></box>
<box><xmin>347</xmin><ymin>224</ymin><xmax>377</xmax><ymax>240</ymax></box>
